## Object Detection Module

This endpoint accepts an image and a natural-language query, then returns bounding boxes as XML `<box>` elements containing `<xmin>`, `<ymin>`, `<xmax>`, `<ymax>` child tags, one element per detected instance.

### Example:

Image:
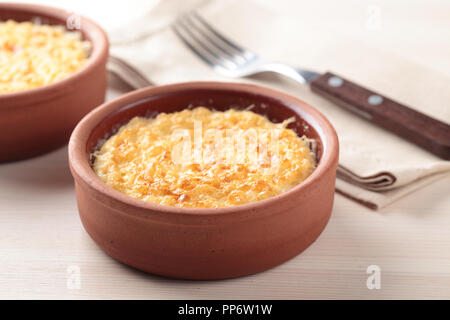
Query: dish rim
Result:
<box><xmin>69</xmin><ymin>81</ymin><xmax>339</xmax><ymax>217</ymax></box>
<box><xmin>0</xmin><ymin>2</ymin><xmax>109</xmax><ymax>104</ymax></box>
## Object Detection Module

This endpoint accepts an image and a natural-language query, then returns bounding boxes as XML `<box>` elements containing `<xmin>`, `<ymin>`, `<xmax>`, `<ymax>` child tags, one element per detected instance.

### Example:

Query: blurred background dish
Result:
<box><xmin>0</xmin><ymin>3</ymin><xmax>108</xmax><ymax>163</ymax></box>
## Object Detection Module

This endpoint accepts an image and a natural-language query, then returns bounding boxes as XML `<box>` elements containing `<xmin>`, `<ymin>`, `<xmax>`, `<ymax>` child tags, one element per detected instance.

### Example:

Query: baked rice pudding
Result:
<box><xmin>0</xmin><ymin>20</ymin><xmax>90</xmax><ymax>93</ymax></box>
<box><xmin>93</xmin><ymin>107</ymin><xmax>316</xmax><ymax>208</ymax></box>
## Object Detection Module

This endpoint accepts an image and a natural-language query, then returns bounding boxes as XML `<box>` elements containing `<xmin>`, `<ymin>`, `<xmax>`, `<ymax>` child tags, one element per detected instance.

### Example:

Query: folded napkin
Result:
<box><xmin>107</xmin><ymin>0</ymin><xmax>450</xmax><ymax>209</ymax></box>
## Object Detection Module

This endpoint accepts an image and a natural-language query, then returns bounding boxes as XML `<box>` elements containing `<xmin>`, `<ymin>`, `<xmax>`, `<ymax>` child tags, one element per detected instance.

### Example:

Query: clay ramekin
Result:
<box><xmin>0</xmin><ymin>3</ymin><xmax>109</xmax><ymax>163</ymax></box>
<box><xmin>69</xmin><ymin>82</ymin><xmax>339</xmax><ymax>280</ymax></box>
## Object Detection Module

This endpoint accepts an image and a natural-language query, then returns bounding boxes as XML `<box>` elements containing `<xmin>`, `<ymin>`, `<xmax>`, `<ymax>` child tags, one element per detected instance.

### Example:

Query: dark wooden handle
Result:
<box><xmin>310</xmin><ymin>72</ymin><xmax>450</xmax><ymax>160</ymax></box>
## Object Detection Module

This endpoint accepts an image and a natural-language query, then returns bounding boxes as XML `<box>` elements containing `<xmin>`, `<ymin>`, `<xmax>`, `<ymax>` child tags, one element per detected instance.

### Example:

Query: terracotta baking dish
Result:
<box><xmin>0</xmin><ymin>3</ymin><xmax>109</xmax><ymax>163</ymax></box>
<box><xmin>69</xmin><ymin>82</ymin><xmax>339</xmax><ymax>280</ymax></box>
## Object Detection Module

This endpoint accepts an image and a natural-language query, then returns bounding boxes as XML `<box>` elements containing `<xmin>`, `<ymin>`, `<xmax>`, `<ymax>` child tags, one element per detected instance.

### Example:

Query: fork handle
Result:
<box><xmin>310</xmin><ymin>72</ymin><xmax>450</xmax><ymax>160</ymax></box>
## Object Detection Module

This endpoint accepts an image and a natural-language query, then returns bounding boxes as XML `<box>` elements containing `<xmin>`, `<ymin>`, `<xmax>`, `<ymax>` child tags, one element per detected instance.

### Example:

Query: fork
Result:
<box><xmin>172</xmin><ymin>12</ymin><xmax>450</xmax><ymax>160</ymax></box>
<box><xmin>107</xmin><ymin>55</ymin><xmax>153</xmax><ymax>89</ymax></box>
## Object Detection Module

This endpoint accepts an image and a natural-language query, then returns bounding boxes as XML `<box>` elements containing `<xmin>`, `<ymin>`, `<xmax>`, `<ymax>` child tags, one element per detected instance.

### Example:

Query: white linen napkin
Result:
<box><xmin>106</xmin><ymin>0</ymin><xmax>450</xmax><ymax>209</ymax></box>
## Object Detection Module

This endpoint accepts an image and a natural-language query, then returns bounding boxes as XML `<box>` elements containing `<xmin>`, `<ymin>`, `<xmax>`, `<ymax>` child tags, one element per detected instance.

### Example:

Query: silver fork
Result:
<box><xmin>172</xmin><ymin>12</ymin><xmax>319</xmax><ymax>84</ymax></box>
<box><xmin>107</xmin><ymin>55</ymin><xmax>153</xmax><ymax>89</ymax></box>
<box><xmin>172</xmin><ymin>11</ymin><xmax>450</xmax><ymax>160</ymax></box>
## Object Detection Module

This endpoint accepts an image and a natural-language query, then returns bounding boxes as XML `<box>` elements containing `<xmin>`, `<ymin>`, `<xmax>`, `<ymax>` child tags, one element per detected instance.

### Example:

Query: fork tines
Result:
<box><xmin>172</xmin><ymin>11</ymin><xmax>257</xmax><ymax>70</ymax></box>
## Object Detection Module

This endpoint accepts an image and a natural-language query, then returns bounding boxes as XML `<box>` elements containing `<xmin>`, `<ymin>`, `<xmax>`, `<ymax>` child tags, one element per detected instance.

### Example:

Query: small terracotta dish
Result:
<box><xmin>0</xmin><ymin>3</ymin><xmax>109</xmax><ymax>162</ymax></box>
<box><xmin>69</xmin><ymin>82</ymin><xmax>339</xmax><ymax>280</ymax></box>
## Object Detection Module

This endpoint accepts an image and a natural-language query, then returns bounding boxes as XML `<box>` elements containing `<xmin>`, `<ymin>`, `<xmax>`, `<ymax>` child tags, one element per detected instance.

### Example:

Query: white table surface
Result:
<box><xmin>1</xmin><ymin>0</ymin><xmax>450</xmax><ymax>299</ymax></box>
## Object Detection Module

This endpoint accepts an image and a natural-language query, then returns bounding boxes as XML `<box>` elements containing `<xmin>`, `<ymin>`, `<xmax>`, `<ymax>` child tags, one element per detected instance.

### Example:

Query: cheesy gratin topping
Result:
<box><xmin>93</xmin><ymin>107</ymin><xmax>316</xmax><ymax>208</ymax></box>
<box><xmin>0</xmin><ymin>20</ymin><xmax>90</xmax><ymax>94</ymax></box>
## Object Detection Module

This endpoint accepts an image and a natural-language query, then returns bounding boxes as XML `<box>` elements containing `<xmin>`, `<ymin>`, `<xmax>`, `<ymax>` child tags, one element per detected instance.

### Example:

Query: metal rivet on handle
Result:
<box><xmin>328</xmin><ymin>76</ymin><xmax>343</xmax><ymax>87</ymax></box>
<box><xmin>368</xmin><ymin>94</ymin><xmax>383</xmax><ymax>105</ymax></box>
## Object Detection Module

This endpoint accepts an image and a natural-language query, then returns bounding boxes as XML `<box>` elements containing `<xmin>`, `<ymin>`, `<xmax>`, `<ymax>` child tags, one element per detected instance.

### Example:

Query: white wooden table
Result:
<box><xmin>1</xmin><ymin>0</ymin><xmax>449</xmax><ymax>299</ymax></box>
<box><xmin>1</xmin><ymin>148</ymin><xmax>449</xmax><ymax>299</ymax></box>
